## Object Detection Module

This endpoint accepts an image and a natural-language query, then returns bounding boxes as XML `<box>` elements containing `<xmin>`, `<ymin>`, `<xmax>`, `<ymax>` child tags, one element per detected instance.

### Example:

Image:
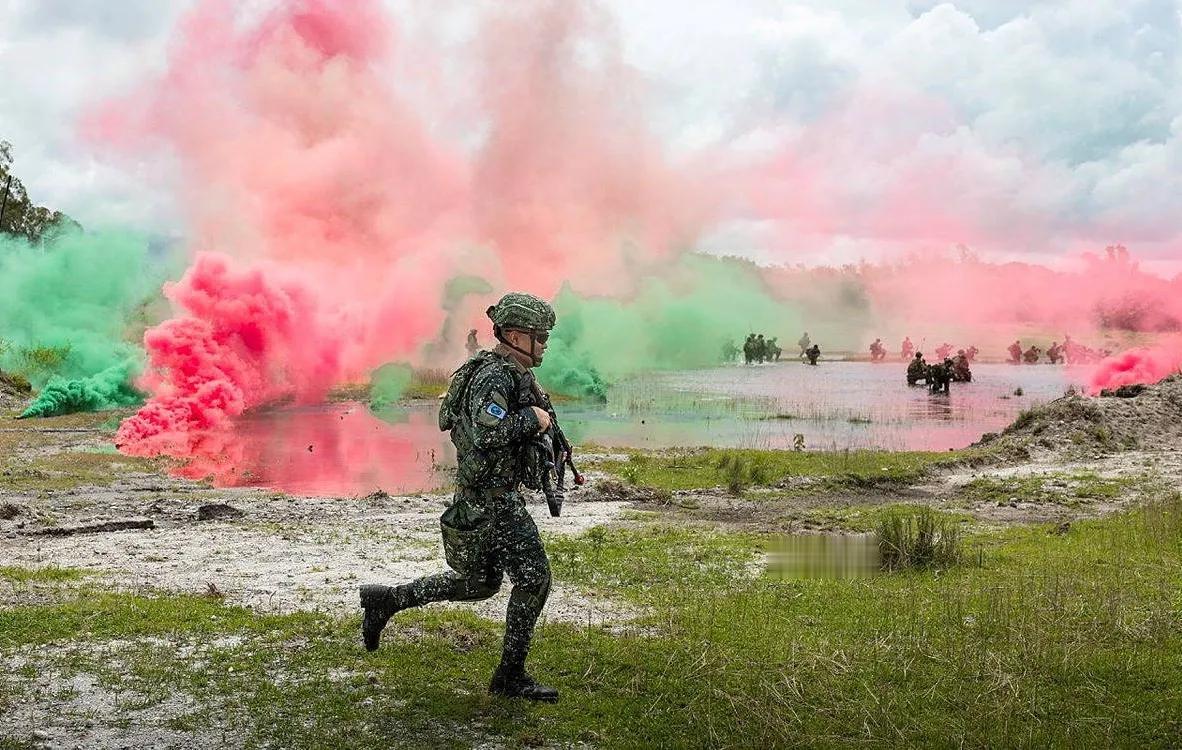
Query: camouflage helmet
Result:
<box><xmin>486</xmin><ymin>292</ymin><xmax>556</xmax><ymax>332</ymax></box>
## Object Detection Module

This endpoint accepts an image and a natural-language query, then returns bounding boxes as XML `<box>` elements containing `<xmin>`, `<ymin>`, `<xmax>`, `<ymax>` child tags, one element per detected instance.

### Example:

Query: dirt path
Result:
<box><xmin>1</xmin><ymin>481</ymin><xmax>632</xmax><ymax>623</ymax></box>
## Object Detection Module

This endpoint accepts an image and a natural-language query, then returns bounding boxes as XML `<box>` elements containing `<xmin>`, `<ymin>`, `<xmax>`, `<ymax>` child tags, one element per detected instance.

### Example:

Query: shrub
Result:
<box><xmin>876</xmin><ymin>507</ymin><xmax>967</xmax><ymax>570</ymax></box>
<box><xmin>17</xmin><ymin>344</ymin><xmax>72</xmax><ymax>375</ymax></box>
<box><xmin>1006</xmin><ymin>407</ymin><xmax>1037</xmax><ymax>433</ymax></box>
<box><xmin>714</xmin><ymin>452</ymin><xmax>770</xmax><ymax>495</ymax></box>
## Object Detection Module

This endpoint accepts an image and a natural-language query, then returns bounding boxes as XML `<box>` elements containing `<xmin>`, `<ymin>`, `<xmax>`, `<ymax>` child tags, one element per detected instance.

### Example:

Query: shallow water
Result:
<box><xmin>560</xmin><ymin>361</ymin><xmax>1083</xmax><ymax>452</ymax></box>
<box><xmin>173</xmin><ymin>405</ymin><xmax>451</xmax><ymax>497</ymax></box>
<box><xmin>210</xmin><ymin>361</ymin><xmax>1086</xmax><ymax>495</ymax></box>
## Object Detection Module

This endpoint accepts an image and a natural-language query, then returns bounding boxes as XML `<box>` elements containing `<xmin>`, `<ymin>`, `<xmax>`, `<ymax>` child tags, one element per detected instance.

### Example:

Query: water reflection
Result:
<box><xmin>560</xmin><ymin>362</ymin><xmax>1081</xmax><ymax>452</ymax></box>
<box><xmin>174</xmin><ymin>403</ymin><xmax>454</xmax><ymax>496</ymax></box>
<box><xmin>192</xmin><ymin>362</ymin><xmax>1086</xmax><ymax>496</ymax></box>
<box><xmin>766</xmin><ymin>533</ymin><xmax>880</xmax><ymax>580</ymax></box>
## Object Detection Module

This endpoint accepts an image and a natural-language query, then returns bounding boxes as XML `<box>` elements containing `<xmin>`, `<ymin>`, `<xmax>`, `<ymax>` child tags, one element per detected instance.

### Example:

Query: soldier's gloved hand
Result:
<box><xmin>531</xmin><ymin>407</ymin><xmax>552</xmax><ymax>432</ymax></box>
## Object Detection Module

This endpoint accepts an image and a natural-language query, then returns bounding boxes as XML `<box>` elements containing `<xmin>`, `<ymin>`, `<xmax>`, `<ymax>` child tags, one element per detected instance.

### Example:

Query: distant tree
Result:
<box><xmin>0</xmin><ymin>140</ymin><xmax>81</xmax><ymax>243</ymax></box>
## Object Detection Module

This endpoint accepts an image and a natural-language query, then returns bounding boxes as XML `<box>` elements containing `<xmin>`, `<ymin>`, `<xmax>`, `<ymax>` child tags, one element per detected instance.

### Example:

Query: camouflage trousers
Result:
<box><xmin>405</xmin><ymin>487</ymin><xmax>551</xmax><ymax>672</ymax></box>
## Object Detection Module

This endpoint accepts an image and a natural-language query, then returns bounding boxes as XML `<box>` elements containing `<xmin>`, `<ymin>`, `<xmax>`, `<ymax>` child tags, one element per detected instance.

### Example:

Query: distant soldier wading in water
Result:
<box><xmin>360</xmin><ymin>293</ymin><xmax>561</xmax><ymax>702</ymax></box>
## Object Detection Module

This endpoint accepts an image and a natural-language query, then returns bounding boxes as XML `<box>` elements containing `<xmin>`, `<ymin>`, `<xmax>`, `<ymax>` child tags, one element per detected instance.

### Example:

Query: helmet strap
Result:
<box><xmin>494</xmin><ymin>325</ymin><xmax>544</xmax><ymax>367</ymax></box>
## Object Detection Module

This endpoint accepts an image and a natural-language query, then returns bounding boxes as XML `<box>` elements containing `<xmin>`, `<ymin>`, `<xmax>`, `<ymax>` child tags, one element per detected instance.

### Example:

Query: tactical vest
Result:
<box><xmin>439</xmin><ymin>351</ymin><xmax>540</xmax><ymax>489</ymax></box>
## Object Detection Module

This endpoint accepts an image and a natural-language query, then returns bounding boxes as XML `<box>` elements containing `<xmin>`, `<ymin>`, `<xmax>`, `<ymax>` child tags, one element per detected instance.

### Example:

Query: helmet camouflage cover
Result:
<box><xmin>486</xmin><ymin>292</ymin><xmax>556</xmax><ymax>332</ymax></box>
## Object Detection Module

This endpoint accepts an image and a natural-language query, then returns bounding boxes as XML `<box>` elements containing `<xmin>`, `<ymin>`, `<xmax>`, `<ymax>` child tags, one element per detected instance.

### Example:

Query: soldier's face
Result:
<box><xmin>504</xmin><ymin>328</ymin><xmax>549</xmax><ymax>366</ymax></box>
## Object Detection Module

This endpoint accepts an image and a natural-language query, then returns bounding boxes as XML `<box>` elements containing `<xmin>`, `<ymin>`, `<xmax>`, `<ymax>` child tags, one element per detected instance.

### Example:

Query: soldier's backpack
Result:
<box><xmin>438</xmin><ymin>352</ymin><xmax>496</xmax><ymax>432</ymax></box>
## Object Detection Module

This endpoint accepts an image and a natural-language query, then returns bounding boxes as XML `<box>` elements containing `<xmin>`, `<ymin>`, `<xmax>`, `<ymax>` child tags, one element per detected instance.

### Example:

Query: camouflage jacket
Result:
<box><xmin>447</xmin><ymin>344</ymin><xmax>542</xmax><ymax>490</ymax></box>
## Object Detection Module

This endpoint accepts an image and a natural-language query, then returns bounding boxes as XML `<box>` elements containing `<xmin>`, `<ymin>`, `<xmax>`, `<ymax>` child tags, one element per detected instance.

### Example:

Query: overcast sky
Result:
<box><xmin>1</xmin><ymin>0</ymin><xmax>1179</xmax><ymax>270</ymax></box>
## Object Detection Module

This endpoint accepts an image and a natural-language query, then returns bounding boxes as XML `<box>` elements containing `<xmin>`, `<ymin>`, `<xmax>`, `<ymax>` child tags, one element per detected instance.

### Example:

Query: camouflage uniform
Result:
<box><xmin>1008</xmin><ymin>341</ymin><xmax>1023</xmax><ymax>364</ymax></box>
<box><xmin>767</xmin><ymin>337</ymin><xmax>781</xmax><ymax>361</ymax></box>
<box><xmin>743</xmin><ymin>334</ymin><xmax>756</xmax><ymax>364</ymax></box>
<box><xmin>906</xmin><ymin>352</ymin><xmax>927</xmax><ymax>385</ymax></box>
<box><xmin>951</xmin><ymin>351</ymin><xmax>972</xmax><ymax>382</ymax></box>
<box><xmin>361</xmin><ymin>293</ymin><xmax>559</xmax><ymax>702</ymax></box>
<box><xmin>928</xmin><ymin>359</ymin><xmax>953</xmax><ymax>393</ymax></box>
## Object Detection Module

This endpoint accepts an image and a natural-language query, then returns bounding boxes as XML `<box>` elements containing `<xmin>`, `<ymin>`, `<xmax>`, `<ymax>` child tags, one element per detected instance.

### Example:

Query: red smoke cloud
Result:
<box><xmin>116</xmin><ymin>254</ymin><xmax>342</xmax><ymax>455</ymax></box>
<box><xmin>104</xmin><ymin>0</ymin><xmax>456</xmax><ymax>459</ymax></box>
<box><xmin>469</xmin><ymin>1</ymin><xmax>712</xmax><ymax>295</ymax></box>
<box><xmin>862</xmin><ymin>245</ymin><xmax>1182</xmax><ymax>339</ymax></box>
<box><xmin>744</xmin><ymin>81</ymin><xmax>1182</xmax><ymax>379</ymax></box>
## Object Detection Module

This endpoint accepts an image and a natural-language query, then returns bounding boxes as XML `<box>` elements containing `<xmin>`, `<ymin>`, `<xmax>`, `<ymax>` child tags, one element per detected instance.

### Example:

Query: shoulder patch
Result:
<box><xmin>476</xmin><ymin>390</ymin><xmax>512</xmax><ymax>427</ymax></box>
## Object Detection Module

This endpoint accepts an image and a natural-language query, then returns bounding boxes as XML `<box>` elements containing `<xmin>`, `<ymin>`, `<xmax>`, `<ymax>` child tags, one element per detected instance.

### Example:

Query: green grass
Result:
<box><xmin>876</xmin><ymin>506</ymin><xmax>969</xmax><ymax>570</ymax></box>
<box><xmin>3</xmin><ymin>495</ymin><xmax>1182</xmax><ymax>747</ymax></box>
<box><xmin>962</xmin><ymin>471</ymin><xmax>1134</xmax><ymax>508</ymax></box>
<box><xmin>548</xmin><ymin>524</ymin><xmax>763</xmax><ymax>600</ymax></box>
<box><xmin>0</xmin><ymin>565</ymin><xmax>89</xmax><ymax>584</ymax></box>
<box><xmin>796</xmin><ymin>502</ymin><xmax>973</xmax><ymax>533</ymax></box>
<box><xmin>593</xmin><ymin>447</ymin><xmax>970</xmax><ymax>493</ymax></box>
<box><xmin>0</xmin><ymin>409</ymin><xmax>152</xmax><ymax>491</ymax></box>
<box><xmin>403</xmin><ymin>368</ymin><xmax>451</xmax><ymax>400</ymax></box>
<box><xmin>1</xmin><ymin>450</ymin><xmax>163</xmax><ymax>491</ymax></box>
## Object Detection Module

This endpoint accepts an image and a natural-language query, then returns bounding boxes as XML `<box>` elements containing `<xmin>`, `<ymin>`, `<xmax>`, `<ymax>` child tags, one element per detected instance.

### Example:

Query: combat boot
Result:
<box><xmin>488</xmin><ymin>667</ymin><xmax>559</xmax><ymax>703</ymax></box>
<box><xmin>359</xmin><ymin>584</ymin><xmax>412</xmax><ymax>652</ymax></box>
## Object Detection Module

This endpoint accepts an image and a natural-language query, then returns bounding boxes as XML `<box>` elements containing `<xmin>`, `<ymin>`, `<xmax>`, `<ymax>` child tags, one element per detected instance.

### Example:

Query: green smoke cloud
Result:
<box><xmin>19</xmin><ymin>361</ymin><xmax>143</xmax><ymax>419</ymax></box>
<box><xmin>369</xmin><ymin>362</ymin><xmax>413</xmax><ymax>408</ymax></box>
<box><xmin>0</xmin><ymin>229</ymin><xmax>164</xmax><ymax>382</ymax></box>
<box><xmin>538</xmin><ymin>254</ymin><xmax>803</xmax><ymax>397</ymax></box>
<box><xmin>0</xmin><ymin>229</ymin><xmax>175</xmax><ymax>416</ymax></box>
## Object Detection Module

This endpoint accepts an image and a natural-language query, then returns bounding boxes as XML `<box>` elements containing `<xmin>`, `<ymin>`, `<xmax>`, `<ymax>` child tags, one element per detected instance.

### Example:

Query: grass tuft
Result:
<box><xmin>876</xmin><ymin>506</ymin><xmax>967</xmax><ymax>570</ymax></box>
<box><xmin>0</xmin><ymin>565</ymin><xmax>89</xmax><ymax>584</ymax></box>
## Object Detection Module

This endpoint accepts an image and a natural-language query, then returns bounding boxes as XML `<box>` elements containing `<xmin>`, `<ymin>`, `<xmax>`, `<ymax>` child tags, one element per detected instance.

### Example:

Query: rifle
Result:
<box><xmin>522</xmin><ymin>373</ymin><xmax>584</xmax><ymax>517</ymax></box>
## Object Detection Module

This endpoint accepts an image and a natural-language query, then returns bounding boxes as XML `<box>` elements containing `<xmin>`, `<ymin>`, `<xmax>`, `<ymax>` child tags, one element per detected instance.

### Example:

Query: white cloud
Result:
<box><xmin>0</xmin><ymin>0</ymin><xmax>190</xmax><ymax>231</ymax></box>
<box><xmin>625</xmin><ymin>0</ymin><xmax>1181</xmax><ymax>259</ymax></box>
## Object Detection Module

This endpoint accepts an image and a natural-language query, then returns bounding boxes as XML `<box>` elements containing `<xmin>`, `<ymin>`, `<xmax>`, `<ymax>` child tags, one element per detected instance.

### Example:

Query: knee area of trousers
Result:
<box><xmin>461</xmin><ymin>576</ymin><xmax>502</xmax><ymax>601</ymax></box>
<box><xmin>519</xmin><ymin>565</ymin><xmax>551</xmax><ymax>596</ymax></box>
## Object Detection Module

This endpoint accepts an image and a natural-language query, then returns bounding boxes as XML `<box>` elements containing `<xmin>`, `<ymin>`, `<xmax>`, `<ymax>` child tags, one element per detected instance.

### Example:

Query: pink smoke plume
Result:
<box><xmin>98</xmin><ymin>0</ymin><xmax>454</xmax><ymax>460</ymax></box>
<box><xmin>469</xmin><ymin>1</ymin><xmax>713</xmax><ymax>295</ymax></box>
<box><xmin>116</xmin><ymin>253</ymin><xmax>342</xmax><ymax>455</ymax></box>
<box><xmin>755</xmin><ymin>242</ymin><xmax>1182</xmax><ymax>366</ymax></box>
<box><xmin>861</xmin><ymin>245</ymin><xmax>1182</xmax><ymax>344</ymax></box>
<box><xmin>93</xmin><ymin>0</ymin><xmax>709</xmax><ymax>471</ymax></box>
<box><xmin>168</xmin><ymin>405</ymin><xmax>448</xmax><ymax>496</ymax></box>
<box><xmin>1088</xmin><ymin>337</ymin><xmax>1182</xmax><ymax>393</ymax></box>
<box><xmin>742</xmin><ymin>75</ymin><xmax>1182</xmax><ymax>366</ymax></box>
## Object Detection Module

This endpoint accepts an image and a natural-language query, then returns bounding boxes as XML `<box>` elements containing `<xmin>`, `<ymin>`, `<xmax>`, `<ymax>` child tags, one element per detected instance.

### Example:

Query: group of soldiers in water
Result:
<box><xmin>894</xmin><ymin>338</ymin><xmax>978</xmax><ymax>364</ymax></box>
<box><xmin>741</xmin><ymin>333</ymin><xmax>783</xmax><ymax>363</ymax></box>
<box><xmin>731</xmin><ymin>332</ymin><xmax>822</xmax><ymax>365</ymax></box>
<box><xmin>1005</xmin><ymin>335</ymin><xmax>1111</xmax><ymax>365</ymax></box>
<box><xmin>906</xmin><ymin>349</ymin><xmax>974</xmax><ymax>393</ymax></box>
<box><xmin>728</xmin><ymin>331</ymin><xmax>1106</xmax><ymax>379</ymax></box>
